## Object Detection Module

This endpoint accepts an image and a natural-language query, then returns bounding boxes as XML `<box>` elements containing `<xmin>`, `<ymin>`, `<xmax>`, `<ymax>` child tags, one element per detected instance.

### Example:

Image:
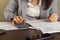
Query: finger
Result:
<box><xmin>49</xmin><ymin>14</ymin><xmax>55</xmax><ymax>20</ymax></box>
<box><xmin>11</xmin><ymin>21</ymin><xmax>14</xmax><ymax>26</ymax></box>
<box><xmin>51</xmin><ymin>14</ymin><xmax>58</xmax><ymax>20</ymax></box>
<box><xmin>13</xmin><ymin>17</ymin><xmax>19</xmax><ymax>23</ymax></box>
<box><xmin>18</xmin><ymin>16</ymin><xmax>24</xmax><ymax>23</ymax></box>
<box><xmin>16</xmin><ymin>16</ymin><xmax>21</xmax><ymax>23</ymax></box>
<box><xmin>49</xmin><ymin>17</ymin><xmax>56</xmax><ymax>22</ymax></box>
<box><xmin>49</xmin><ymin>17</ymin><xmax>54</xmax><ymax>22</ymax></box>
<box><xmin>50</xmin><ymin>15</ymin><xmax>54</xmax><ymax>19</ymax></box>
<box><xmin>23</xmin><ymin>19</ymin><xmax>26</xmax><ymax>23</ymax></box>
<box><xmin>53</xmin><ymin>16</ymin><xmax>58</xmax><ymax>21</ymax></box>
<box><xmin>50</xmin><ymin>12</ymin><xmax>57</xmax><ymax>19</ymax></box>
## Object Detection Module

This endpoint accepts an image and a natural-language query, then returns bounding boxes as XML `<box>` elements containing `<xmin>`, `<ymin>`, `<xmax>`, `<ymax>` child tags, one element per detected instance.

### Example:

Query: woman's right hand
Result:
<box><xmin>48</xmin><ymin>12</ymin><xmax>58</xmax><ymax>22</ymax></box>
<box><xmin>12</xmin><ymin>16</ymin><xmax>25</xmax><ymax>25</ymax></box>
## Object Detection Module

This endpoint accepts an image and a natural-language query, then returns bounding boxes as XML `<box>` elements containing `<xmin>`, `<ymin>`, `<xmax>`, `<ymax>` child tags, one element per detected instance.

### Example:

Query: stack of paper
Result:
<box><xmin>0</xmin><ymin>22</ymin><xmax>18</xmax><ymax>30</ymax></box>
<box><xmin>26</xmin><ymin>19</ymin><xmax>60</xmax><ymax>33</ymax></box>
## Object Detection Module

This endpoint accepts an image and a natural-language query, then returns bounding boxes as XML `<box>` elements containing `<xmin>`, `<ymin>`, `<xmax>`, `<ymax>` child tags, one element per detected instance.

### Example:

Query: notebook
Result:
<box><xmin>26</xmin><ymin>19</ymin><xmax>60</xmax><ymax>33</ymax></box>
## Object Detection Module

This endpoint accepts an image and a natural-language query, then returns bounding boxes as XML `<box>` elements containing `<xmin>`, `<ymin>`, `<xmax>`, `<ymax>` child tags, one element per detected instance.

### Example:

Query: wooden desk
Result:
<box><xmin>0</xmin><ymin>29</ymin><xmax>60</xmax><ymax>40</ymax></box>
<box><xmin>0</xmin><ymin>29</ymin><xmax>42</xmax><ymax>40</ymax></box>
<box><xmin>51</xmin><ymin>33</ymin><xmax>60</xmax><ymax>40</ymax></box>
<box><xmin>40</xmin><ymin>32</ymin><xmax>60</xmax><ymax>40</ymax></box>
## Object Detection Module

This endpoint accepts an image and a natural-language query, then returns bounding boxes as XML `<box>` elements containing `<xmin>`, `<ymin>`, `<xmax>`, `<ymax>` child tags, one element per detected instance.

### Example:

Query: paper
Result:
<box><xmin>0</xmin><ymin>22</ymin><xmax>33</xmax><ymax>30</ymax></box>
<box><xmin>0</xmin><ymin>22</ymin><xmax>18</xmax><ymax>30</ymax></box>
<box><xmin>26</xmin><ymin>19</ymin><xmax>60</xmax><ymax>33</ymax></box>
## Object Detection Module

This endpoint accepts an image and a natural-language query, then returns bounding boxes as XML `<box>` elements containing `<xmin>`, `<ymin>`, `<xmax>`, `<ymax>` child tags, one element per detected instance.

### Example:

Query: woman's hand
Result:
<box><xmin>48</xmin><ymin>12</ymin><xmax>58</xmax><ymax>22</ymax></box>
<box><xmin>11</xmin><ymin>16</ymin><xmax>25</xmax><ymax>25</ymax></box>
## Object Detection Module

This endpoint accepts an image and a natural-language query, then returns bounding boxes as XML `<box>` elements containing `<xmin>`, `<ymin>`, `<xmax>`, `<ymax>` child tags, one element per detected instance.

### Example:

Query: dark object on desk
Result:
<box><xmin>41</xmin><ymin>33</ymin><xmax>54</xmax><ymax>38</ymax></box>
<box><xmin>15</xmin><ymin>23</ymin><xmax>32</xmax><ymax>28</ymax></box>
<box><xmin>0</xmin><ymin>30</ymin><xmax>7</xmax><ymax>36</ymax></box>
<box><xmin>26</xmin><ymin>37</ymin><xmax>32</xmax><ymax>40</ymax></box>
<box><xmin>58</xmin><ymin>19</ymin><xmax>60</xmax><ymax>21</ymax></box>
<box><xmin>36</xmin><ymin>33</ymin><xmax>54</xmax><ymax>40</ymax></box>
<box><xmin>0</xmin><ymin>29</ymin><xmax>39</xmax><ymax>40</ymax></box>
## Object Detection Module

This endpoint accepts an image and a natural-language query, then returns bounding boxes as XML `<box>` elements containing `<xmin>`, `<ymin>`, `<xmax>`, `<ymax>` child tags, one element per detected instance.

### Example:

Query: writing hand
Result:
<box><xmin>48</xmin><ymin>12</ymin><xmax>58</xmax><ymax>22</ymax></box>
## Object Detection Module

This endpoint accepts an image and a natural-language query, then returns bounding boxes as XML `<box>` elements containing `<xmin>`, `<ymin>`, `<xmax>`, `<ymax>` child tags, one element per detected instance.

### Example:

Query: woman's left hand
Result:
<box><xmin>48</xmin><ymin>12</ymin><xmax>58</xmax><ymax>22</ymax></box>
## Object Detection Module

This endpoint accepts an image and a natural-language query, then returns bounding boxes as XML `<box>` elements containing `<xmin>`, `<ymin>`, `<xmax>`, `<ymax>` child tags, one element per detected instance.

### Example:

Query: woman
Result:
<box><xmin>4</xmin><ymin>0</ymin><xmax>58</xmax><ymax>25</ymax></box>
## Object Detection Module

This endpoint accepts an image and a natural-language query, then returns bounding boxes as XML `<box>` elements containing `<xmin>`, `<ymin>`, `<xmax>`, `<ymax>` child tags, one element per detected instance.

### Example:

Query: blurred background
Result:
<box><xmin>0</xmin><ymin>0</ymin><xmax>60</xmax><ymax>21</ymax></box>
<box><xmin>0</xmin><ymin>0</ymin><xmax>9</xmax><ymax>21</ymax></box>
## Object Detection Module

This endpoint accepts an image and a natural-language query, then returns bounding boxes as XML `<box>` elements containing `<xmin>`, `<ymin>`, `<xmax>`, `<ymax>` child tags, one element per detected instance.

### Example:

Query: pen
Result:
<box><xmin>49</xmin><ymin>8</ymin><xmax>53</xmax><ymax>16</ymax></box>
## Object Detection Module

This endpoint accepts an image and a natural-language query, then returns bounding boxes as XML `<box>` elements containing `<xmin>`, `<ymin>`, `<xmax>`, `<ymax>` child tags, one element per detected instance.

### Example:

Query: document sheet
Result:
<box><xmin>0</xmin><ymin>22</ymin><xmax>18</xmax><ymax>30</ymax></box>
<box><xmin>26</xmin><ymin>19</ymin><xmax>60</xmax><ymax>33</ymax></box>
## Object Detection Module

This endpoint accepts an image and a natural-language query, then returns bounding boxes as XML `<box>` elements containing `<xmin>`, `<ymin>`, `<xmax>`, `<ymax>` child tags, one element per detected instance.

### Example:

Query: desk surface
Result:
<box><xmin>0</xmin><ymin>29</ymin><xmax>42</xmax><ymax>40</ymax></box>
<box><xmin>0</xmin><ymin>29</ymin><xmax>60</xmax><ymax>40</ymax></box>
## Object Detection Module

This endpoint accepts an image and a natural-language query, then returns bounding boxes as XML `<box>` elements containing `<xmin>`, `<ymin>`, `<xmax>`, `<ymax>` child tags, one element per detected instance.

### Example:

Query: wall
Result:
<box><xmin>0</xmin><ymin>0</ymin><xmax>9</xmax><ymax>21</ymax></box>
<box><xmin>58</xmin><ymin>0</ymin><xmax>60</xmax><ymax>15</ymax></box>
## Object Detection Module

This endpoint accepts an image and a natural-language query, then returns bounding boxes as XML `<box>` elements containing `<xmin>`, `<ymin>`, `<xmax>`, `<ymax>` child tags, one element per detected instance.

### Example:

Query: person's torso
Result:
<box><xmin>17</xmin><ymin>0</ymin><xmax>53</xmax><ymax>20</ymax></box>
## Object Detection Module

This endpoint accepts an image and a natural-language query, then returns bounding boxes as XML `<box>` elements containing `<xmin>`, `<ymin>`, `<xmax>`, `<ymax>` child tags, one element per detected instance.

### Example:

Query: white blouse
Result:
<box><xmin>26</xmin><ymin>0</ymin><xmax>42</xmax><ymax>17</ymax></box>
